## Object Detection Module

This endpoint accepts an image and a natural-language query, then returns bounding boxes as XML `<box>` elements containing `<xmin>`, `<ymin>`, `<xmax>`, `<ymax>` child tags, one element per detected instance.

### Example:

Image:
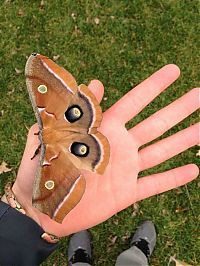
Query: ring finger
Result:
<box><xmin>138</xmin><ymin>123</ymin><xmax>200</xmax><ymax>171</ymax></box>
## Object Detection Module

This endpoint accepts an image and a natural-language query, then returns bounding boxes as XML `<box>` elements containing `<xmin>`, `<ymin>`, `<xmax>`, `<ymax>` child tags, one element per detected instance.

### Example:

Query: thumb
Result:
<box><xmin>15</xmin><ymin>124</ymin><xmax>40</xmax><ymax>196</ymax></box>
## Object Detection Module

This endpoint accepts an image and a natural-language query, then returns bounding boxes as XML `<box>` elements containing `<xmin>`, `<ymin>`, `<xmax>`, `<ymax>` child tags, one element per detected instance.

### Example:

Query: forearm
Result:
<box><xmin>0</xmin><ymin>200</ymin><xmax>58</xmax><ymax>265</ymax></box>
<box><xmin>0</xmin><ymin>183</ymin><xmax>59</xmax><ymax>265</ymax></box>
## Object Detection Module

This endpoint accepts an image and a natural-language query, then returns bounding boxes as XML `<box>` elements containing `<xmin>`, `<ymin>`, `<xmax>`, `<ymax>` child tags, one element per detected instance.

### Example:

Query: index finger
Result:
<box><xmin>105</xmin><ymin>64</ymin><xmax>180</xmax><ymax>124</ymax></box>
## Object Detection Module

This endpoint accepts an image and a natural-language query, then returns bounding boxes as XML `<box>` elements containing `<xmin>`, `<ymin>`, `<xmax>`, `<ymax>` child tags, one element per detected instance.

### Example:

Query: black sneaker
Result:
<box><xmin>131</xmin><ymin>221</ymin><xmax>156</xmax><ymax>259</ymax></box>
<box><xmin>68</xmin><ymin>230</ymin><xmax>92</xmax><ymax>265</ymax></box>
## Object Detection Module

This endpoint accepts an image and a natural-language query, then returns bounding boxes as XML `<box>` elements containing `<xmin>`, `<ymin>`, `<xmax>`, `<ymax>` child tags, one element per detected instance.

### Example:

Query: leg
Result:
<box><xmin>31</xmin><ymin>144</ymin><xmax>41</xmax><ymax>160</ymax></box>
<box><xmin>68</xmin><ymin>230</ymin><xmax>92</xmax><ymax>266</ymax></box>
<box><xmin>115</xmin><ymin>221</ymin><xmax>156</xmax><ymax>266</ymax></box>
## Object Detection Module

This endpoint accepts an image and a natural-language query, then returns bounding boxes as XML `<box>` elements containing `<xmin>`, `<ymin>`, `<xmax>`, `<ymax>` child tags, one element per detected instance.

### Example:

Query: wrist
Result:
<box><xmin>11</xmin><ymin>181</ymin><xmax>32</xmax><ymax>211</ymax></box>
<box><xmin>3</xmin><ymin>182</ymin><xmax>26</xmax><ymax>214</ymax></box>
<box><xmin>3</xmin><ymin>181</ymin><xmax>59</xmax><ymax>243</ymax></box>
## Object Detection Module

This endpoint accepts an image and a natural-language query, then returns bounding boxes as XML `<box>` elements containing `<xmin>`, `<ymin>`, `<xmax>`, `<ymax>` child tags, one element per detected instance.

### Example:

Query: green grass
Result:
<box><xmin>0</xmin><ymin>0</ymin><xmax>199</xmax><ymax>265</ymax></box>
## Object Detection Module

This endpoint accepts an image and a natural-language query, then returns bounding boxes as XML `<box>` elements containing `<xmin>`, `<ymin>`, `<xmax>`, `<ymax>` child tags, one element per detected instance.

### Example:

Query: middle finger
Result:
<box><xmin>129</xmin><ymin>88</ymin><xmax>199</xmax><ymax>146</ymax></box>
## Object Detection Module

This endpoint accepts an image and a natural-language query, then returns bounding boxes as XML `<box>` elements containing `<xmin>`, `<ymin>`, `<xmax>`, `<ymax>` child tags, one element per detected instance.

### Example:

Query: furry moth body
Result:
<box><xmin>25</xmin><ymin>53</ymin><xmax>110</xmax><ymax>223</ymax></box>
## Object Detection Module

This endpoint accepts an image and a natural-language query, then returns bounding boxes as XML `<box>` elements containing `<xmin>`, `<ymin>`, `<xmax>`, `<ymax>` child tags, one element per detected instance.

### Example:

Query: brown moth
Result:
<box><xmin>25</xmin><ymin>53</ymin><xmax>110</xmax><ymax>223</ymax></box>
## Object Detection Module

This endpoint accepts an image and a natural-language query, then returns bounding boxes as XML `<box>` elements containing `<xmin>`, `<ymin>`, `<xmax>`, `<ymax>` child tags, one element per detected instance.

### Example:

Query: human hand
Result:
<box><xmin>12</xmin><ymin>65</ymin><xmax>199</xmax><ymax>237</ymax></box>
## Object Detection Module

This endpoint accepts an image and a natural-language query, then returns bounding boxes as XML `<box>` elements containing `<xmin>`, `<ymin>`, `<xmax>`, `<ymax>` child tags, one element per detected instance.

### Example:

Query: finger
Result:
<box><xmin>16</xmin><ymin>124</ymin><xmax>40</xmax><ymax>193</ymax></box>
<box><xmin>88</xmin><ymin>79</ymin><xmax>104</xmax><ymax>103</ymax></box>
<box><xmin>138</xmin><ymin>123</ymin><xmax>200</xmax><ymax>171</ymax></box>
<box><xmin>136</xmin><ymin>164</ymin><xmax>199</xmax><ymax>202</ymax></box>
<box><xmin>130</xmin><ymin>88</ymin><xmax>200</xmax><ymax>146</ymax></box>
<box><xmin>105</xmin><ymin>64</ymin><xmax>180</xmax><ymax>123</ymax></box>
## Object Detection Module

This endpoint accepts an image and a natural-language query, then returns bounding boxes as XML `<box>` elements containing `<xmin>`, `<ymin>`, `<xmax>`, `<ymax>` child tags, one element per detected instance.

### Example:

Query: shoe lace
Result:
<box><xmin>132</xmin><ymin>238</ymin><xmax>150</xmax><ymax>258</ymax></box>
<box><xmin>70</xmin><ymin>248</ymin><xmax>91</xmax><ymax>264</ymax></box>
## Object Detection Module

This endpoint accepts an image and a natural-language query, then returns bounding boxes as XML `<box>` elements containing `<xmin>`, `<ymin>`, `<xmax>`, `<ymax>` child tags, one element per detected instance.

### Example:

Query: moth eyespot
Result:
<box><xmin>38</xmin><ymin>85</ymin><xmax>48</xmax><ymax>94</ymax></box>
<box><xmin>74</xmin><ymin>107</ymin><xmax>81</xmax><ymax>117</ymax></box>
<box><xmin>45</xmin><ymin>180</ymin><xmax>55</xmax><ymax>190</ymax></box>
<box><xmin>65</xmin><ymin>105</ymin><xmax>83</xmax><ymax>123</ymax></box>
<box><xmin>70</xmin><ymin>142</ymin><xmax>89</xmax><ymax>157</ymax></box>
<box><xmin>80</xmin><ymin>145</ymin><xmax>87</xmax><ymax>154</ymax></box>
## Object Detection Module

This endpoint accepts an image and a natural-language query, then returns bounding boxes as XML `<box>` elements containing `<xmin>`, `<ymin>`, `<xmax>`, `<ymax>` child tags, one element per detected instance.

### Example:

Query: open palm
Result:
<box><xmin>13</xmin><ymin>64</ymin><xmax>199</xmax><ymax>237</ymax></box>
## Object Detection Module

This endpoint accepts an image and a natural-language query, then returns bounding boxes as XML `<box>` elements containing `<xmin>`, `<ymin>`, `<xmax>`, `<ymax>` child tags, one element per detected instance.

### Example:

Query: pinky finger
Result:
<box><xmin>136</xmin><ymin>164</ymin><xmax>199</xmax><ymax>202</ymax></box>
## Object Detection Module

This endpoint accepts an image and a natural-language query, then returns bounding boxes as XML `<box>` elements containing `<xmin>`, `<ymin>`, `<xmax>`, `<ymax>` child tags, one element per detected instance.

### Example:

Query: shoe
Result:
<box><xmin>130</xmin><ymin>221</ymin><xmax>156</xmax><ymax>258</ymax></box>
<box><xmin>68</xmin><ymin>230</ymin><xmax>92</xmax><ymax>265</ymax></box>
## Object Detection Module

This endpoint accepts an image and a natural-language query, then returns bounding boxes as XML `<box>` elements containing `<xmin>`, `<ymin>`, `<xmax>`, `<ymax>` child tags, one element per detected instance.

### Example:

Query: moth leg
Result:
<box><xmin>31</xmin><ymin>144</ymin><xmax>41</xmax><ymax>160</ymax></box>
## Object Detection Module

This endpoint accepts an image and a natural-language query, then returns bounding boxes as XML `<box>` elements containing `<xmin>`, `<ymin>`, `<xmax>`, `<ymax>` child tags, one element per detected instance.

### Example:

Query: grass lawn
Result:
<box><xmin>0</xmin><ymin>1</ymin><xmax>199</xmax><ymax>265</ymax></box>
